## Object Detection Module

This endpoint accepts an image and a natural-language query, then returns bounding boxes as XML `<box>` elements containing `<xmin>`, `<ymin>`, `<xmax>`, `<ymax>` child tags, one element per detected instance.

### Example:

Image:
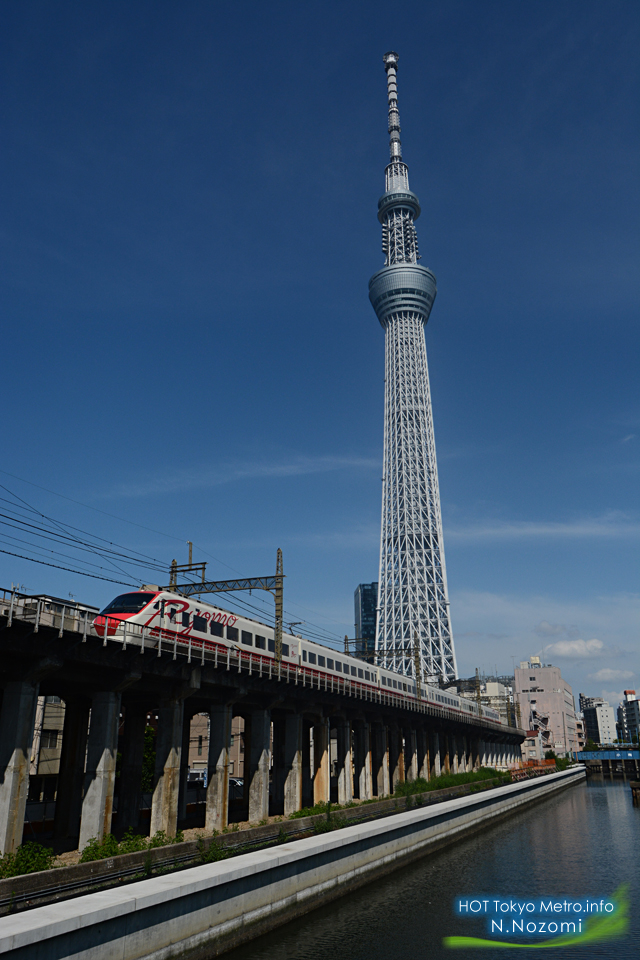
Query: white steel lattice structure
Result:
<box><xmin>369</xmin><ymin>52</ymin><xmax>457</xmax><ymax>684</ymax></box>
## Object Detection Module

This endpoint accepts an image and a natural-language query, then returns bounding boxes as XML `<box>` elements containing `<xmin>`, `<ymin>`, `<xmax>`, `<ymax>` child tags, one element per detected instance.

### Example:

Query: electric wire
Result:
<box><xmin>0</xmin><ymin>479</ymin><xmax>348</xmax><ymax>646</ymax></box>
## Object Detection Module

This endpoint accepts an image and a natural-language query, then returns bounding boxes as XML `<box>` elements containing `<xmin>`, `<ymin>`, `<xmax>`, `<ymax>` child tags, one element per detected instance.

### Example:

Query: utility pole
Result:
<box><xmin>274</xmin><ymin>548</ymin><xmax>283</xmax><ymax>662</ymax></box>
<box><xmin>413</xmin><ymin>632</ymin><xmax>422</xmax><ymax>699</ymax></box>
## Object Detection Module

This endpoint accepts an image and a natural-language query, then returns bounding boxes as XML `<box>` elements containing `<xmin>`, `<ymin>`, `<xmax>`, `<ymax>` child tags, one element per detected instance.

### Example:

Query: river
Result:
<box><xmin>223</xmin><ymin>778</ymin><xmax>639</xmax><ymax>960</ymax></box>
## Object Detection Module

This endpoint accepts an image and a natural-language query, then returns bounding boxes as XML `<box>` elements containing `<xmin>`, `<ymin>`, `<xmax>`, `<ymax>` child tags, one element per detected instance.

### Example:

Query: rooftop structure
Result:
<box><xmin>370</xmin><ymin>52</ymin><xmax>457</xmax><ymax>683</ymax></box>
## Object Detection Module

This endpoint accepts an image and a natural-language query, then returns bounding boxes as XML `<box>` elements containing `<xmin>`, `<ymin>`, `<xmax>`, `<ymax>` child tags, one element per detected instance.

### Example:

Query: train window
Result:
<box><xmin>182</xmin><ymin>612</ymin><xmax>190</xmax><ymax>627</ymax></box>
<box><xmin>335</xmin><ymin>661</ymin><xmax>341</xmax><ymax>672</ymax></box>
<box><xmin>241</xmin><ymin>631</ymin><xmax>253</xmax><ymax>646</ymax></box>
<box><xmin>193</xmin><ymin>615</ymin><xmax>207</xmax><ymax>632</ymax></box>
<box><xmin>282</xmin><ymin>643</ymin><xmax>289</xmax><ymax>657</ymax></box>
<box><xmin>210</xmin><ymin>621</ymin><xmax>223</xmax><ymax>637</ymax></box>
<box><xmin>318</xmin><ymin>656</ymin><xmax>325</xmax><ymax>667</ymax></box>
<box><xmin>358</xmin><ymin>669</ymin><xmax>364</xmax><ymax>679</ymax></box>
<box><xmin>308</xmin><ymin>652</ymin><xmax>317</xmax><ymax>665</ymax></box>
<box><xmin>382</xmin><ymin>676</ymin><xmax>386</xmax><ymax>685</ymax></box>
<box><xmin>101</xmin><ymin>593</ymin><xmax>156</xmax><ymax>615</ymax></box>
<box><xmin>365</xmin><ymin>671</ymin><xmax>371</xmax><ymax>681</ymax></box>
<box><xmin>268</xmin><ymin>638</ymin><xmax>275</xmax><ymax>652</ymax></box>
<box><xmin>351</xmin><ymin>666</ymin><xmax>357</xmax><ymax>677</ymax></box>
<box><xmin>167</xmin><ymin>608</ymin><xmax>176</xmax><ymax>622</ymax></box>
<box><xmin>403</xmin><ymin>683</ymin><xmax>407</xmax><ymax>691</ymax></box>
<box><xmin>227</xmin><ymin>626</ymin><xmax>239</xmax><ymax>642</ymax></box>
<box><xmin>255</xmin><ymin>635</ymin><xmax>266</xmax><ymax>649</ymax></box>
<box><xmin>392</xmin><ymin>679</ymin><xmax>397</xmax><ymax>689</ymax></box>
<box><xmin>327</xmin><ymin>658</ymin><xmax>334</xmax><ymax>669</ymax></box>
<box><xmin>302</xmin><ymin>650</ymin><xmax>307</xmax><ymax>661</ymax></box>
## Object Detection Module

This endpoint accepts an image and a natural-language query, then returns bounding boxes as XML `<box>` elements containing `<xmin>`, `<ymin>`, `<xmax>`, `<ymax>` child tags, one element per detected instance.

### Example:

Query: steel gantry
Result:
<box><xmin>369</xmin><ymin>52</ymin><xmax>457</xmax><ymax>684</ymax></box>
<box><xmin>165</xmin><ymin>548</ymin><xmax>285</xmax><ymax>661</ymax></box>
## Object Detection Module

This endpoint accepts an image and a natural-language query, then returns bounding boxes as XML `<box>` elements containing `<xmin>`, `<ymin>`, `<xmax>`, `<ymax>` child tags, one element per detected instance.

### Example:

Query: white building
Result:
<box><xmin>583</xmin><ymin>700</ymin><xmax>616</xmax><ymax>745</ymax></box>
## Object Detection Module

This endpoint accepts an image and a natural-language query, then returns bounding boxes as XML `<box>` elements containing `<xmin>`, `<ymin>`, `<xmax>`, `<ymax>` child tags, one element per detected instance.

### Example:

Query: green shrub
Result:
<box><xmin>0</xmin><ymin>841</ymin><xmax>56</xmax><ymax>878</ymax></box>
<box><xmin>117</xmin><ymin>828</ymin><xmax>149</xmax><ymax>854</ymax></box>
<box><xmin>80</xmin><ymin>827</ymin><xmax>185</xmax><ymax>862</ymax></box>
<box><xmin>289</xmin><ymin>800</ymin><xmax>334</xmax><ymax>819</ymax></box>
<box><xmin>79</xmin><ymin>833</ymin><xmax>119</xmax><ymax>863</ymax></box>
<box><xmin>197</xmin><ymin>837</ymin><xmax>229</xmax><ymax>863</ymax></box>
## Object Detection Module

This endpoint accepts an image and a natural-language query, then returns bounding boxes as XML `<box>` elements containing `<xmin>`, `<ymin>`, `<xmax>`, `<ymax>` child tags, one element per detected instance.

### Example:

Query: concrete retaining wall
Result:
<box><xmin>0</xmin><ymin>767</ymin><xmax>585</xmax><ymax>960</ymax></box>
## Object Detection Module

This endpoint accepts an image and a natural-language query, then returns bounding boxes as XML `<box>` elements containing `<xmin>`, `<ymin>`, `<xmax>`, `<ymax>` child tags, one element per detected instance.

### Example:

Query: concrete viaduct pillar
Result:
<box><xmin>0</xmin><ymin>680</ymin><xmax>40</xmax><ymax>855</ymax></box>
<box><xmin>78</xmin><ymin>691</ymin><xmax>122</xmax><ymax>850</ymax></box>
<box><xmin>428</xmin><ymin>729</ymin><xmax>440</xmax><ymax>778</ymax></box>
<box><xmin>149</xmin><ymin>698</ymin><xmax>184</xmax><ymax>839</ymax></box>
<box><xmin>283</xmin><ymin>714</ymin><xmax>303</xmax><ymax>816</ymax></box>
<box><xmin>248</xmin><ymin>708</ymin><xmax>271</xmax><ymax>822</ymax></box>
<box><xmin>372</xmin><ymin>721</ymin><xmax>390</xmax><ymax>796</ymax></box>
<box><xmin>405</xmin><ymin>727</ymin><xmax>418</xmax><ymax>782</ymax></box>
<box><xmin>415</xmin><ymin>728</ymin><xmax>427</xmax><ymax>781</ymax></box>
<box><xmin>389</xmin><ymin>724</ymin><xmax>404</xmax><ymax>790</ymax></box>
<box><xmin>206</xmin><ymin>703</ymin><xmax>233</xmax><ymax>832</ymax></box>
<box><xmin>335</xmin><ymin>718</ymin><xmax>353</xmax><ymax>805</ymax></box>
<box><xmin>443</xmin><ymin>733</ymin><xmax>451</xmax><ymax>775</ymax></box>
<box><xmin>354</xmin><ymin>720</ymin><xmax>373</xmax><ymax>800</ymax></box>
<box><xmin>313</xmin><ymin>718</ymin><xmax>330</xmax><ymax>805</ymax></box>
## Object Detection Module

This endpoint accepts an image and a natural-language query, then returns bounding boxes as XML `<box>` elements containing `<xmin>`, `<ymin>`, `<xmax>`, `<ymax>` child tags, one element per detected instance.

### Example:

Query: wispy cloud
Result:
<box><xmin>621</xmin><ymin>434</ymin><xmax>636</xmax><ymax>443</ymax></box>
<box><xmin>447</xmin><ymin>512</ymin><xmax>640</xmax><ymax>542</ymax></box>
<box><xmin>104</xmin><ymin>455</ymin><xmax>379</xmax><ymax>499</ymax></box>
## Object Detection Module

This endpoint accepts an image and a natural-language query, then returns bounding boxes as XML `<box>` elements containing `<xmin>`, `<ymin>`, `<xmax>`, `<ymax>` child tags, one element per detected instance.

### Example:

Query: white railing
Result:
<box><xmin>1</xmin><ymin>588</ymin><xmax>516</xmax><ymax>734</ymax></box>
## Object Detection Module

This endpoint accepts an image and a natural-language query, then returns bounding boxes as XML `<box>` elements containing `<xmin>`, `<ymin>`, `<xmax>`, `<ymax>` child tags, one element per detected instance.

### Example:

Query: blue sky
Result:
<box><xmin>1</xmin><ymin>1</ymin><xmax>638</xmax><ymax>705</ymax></box>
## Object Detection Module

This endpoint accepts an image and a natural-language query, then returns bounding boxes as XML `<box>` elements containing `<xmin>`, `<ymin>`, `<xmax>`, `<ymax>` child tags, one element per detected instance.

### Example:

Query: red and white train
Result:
<box><xmin>94</xmin><ymin>589</ymin><xmax>501</xmax><ymax>724</ymax></box>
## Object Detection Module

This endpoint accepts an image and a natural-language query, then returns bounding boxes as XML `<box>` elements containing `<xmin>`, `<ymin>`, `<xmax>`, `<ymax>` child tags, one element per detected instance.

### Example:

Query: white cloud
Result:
<box><xmin>588</xmin><ymin>668</ymin><xmax>634</xmax><ymax>682</ymax></box>
<box><xmin>446</xmin><ymin>513</ymin><xmax>640</xmax><ymax>542</ymax></box>
<box><xmin>545</xmin><ymin>638</ymin><xmax>604</xmax><ymax>659</ymax></box>
<box><xmin>621</xmin><ymin>434</ymin><xmax>636</xmax><ymax>443</ymax></box>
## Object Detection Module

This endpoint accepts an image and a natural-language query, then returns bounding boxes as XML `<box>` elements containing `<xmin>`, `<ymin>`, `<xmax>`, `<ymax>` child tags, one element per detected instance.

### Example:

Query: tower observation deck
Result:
<box><xmin>370</xmin><ymin>51</ymin><xmax>457</xmax><ymax>684</ymax></box>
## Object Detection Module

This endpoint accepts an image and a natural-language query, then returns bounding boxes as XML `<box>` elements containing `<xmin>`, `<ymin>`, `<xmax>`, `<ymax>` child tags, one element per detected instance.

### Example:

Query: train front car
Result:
<box><xmin>93</xmin><ymin>590</ymin><xmax>159</xmax><ymax>638</ymax></box>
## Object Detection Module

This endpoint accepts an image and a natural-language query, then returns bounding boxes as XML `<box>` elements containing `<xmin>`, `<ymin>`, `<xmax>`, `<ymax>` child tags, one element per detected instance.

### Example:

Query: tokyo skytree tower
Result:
<box><xmin>370</xmin><ymin>52</ymin><xmax>457</xmax><ymax>683</ymax></box>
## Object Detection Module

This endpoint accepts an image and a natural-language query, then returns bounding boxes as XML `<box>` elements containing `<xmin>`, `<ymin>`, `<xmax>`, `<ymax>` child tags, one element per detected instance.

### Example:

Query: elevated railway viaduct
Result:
<box><xmin>0</xmin><ymin>593</ymin><xmax>524</xmax><ymax>855</ymax></box>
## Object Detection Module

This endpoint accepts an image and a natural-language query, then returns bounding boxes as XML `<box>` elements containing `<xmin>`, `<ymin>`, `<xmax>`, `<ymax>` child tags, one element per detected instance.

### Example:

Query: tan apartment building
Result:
<box><xmin>514</xmin><ymin>656</ymin><xmax>577</xmax><ymax>756</ymax></box>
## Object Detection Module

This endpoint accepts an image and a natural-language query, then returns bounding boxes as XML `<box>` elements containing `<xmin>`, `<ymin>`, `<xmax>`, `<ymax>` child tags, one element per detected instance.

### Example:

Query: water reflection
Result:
<box><xmin>223</xmin><ymin>779</ymin><xmax>639</xmax><ymax>960</ymax></box>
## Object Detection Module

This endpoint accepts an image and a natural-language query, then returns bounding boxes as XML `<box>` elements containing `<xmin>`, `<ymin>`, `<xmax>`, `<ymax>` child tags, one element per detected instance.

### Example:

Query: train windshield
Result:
<box><xmin>100</xmin><ymin>592</ymin><xmax>156</xmax><ymax>615</ymax></box>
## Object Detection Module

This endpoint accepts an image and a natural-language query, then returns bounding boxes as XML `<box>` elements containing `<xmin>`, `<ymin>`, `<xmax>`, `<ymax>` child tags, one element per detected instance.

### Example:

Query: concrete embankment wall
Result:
<box><xmin>0</xmin><ymin>767</ymin><xmax>585</xmax><ymax>960</ymax></box>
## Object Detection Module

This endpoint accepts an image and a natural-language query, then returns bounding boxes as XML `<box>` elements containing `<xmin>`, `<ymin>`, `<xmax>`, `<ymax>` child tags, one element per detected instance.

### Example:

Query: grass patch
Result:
<box><xmin>393</xmin><ymin>767</ymin><xmax>510</xmax><ymax>798</ymax></box>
